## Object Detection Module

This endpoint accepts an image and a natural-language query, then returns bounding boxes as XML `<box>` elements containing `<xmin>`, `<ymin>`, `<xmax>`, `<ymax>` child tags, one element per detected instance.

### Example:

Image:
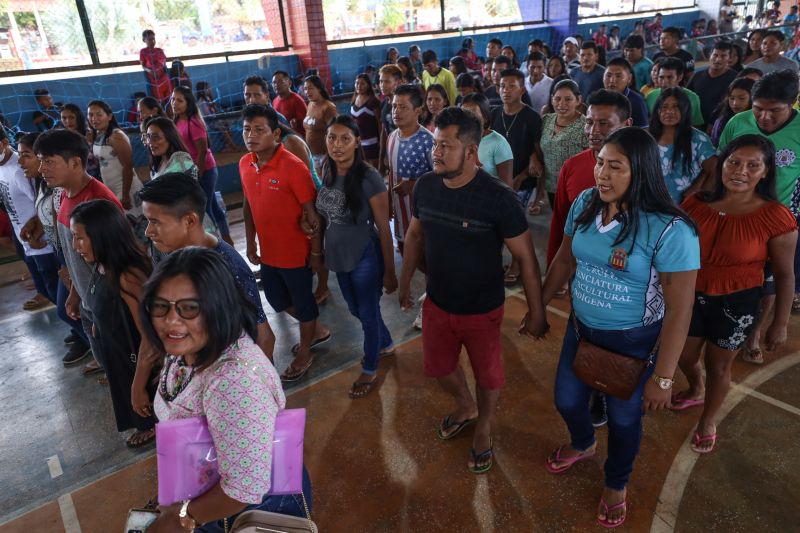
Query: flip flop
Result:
<box><xmin>315</xmin><ymin>290</ymin><xmax>331</xmax><ymax>305</ymax></box>
<box><xmin>349</xmin><ymin>378</ymin><xmax>378</xmax><ymax>399</ymax></box>
<box><xmin>126</xmin><ymin>429</ymin><xmax>155</xmax><ymax>449</ymax></box>
<box><xmin>81</xmin><ymin>359</ymin><xmax>104</xmax><ymax>376</ymax></box>
<box><xmin>597</xmin><ymin>497</ymin><xmax>627</xmax><ymax>529</ymax></box>
<box><xmin>504</xmin><ymin>272</ymin><xmax>519</xmax><ymax>286</ymax></box>
<box><xmin>690</xmin><ymin>430</ymin><xmax>717</xmax><ymax>454</ymax></box>
<box><xmin>545</xmin><ymin>444</ymin><xmax>596</xmax><ymax>474</ymax></box>
<box><xmin>742</xmin><ymin>348</ymin><xmax>764</xmax><ymax>365</ymax></box>
<box><xmin>280</xmin><ymin>357</ymin><xmax>314</xmax><ymax>382</ymax></box>
<box><xmin>669</xmin><ymin>393</ymin><xmax>705</xmax><ymax>411</ymax></box>
<box><xmin>437</xmin><ymin>415</ymin><xmax>477</xmax><ymax>440</ymax></box>
<box><xmin>468</xmin><ymin>439</ymin><xmax>494</xmax><ymax>474</ymax></box>
<box><xmin>291</xmin><ymin>333</ymin><xmax>332</xmax><ymax>355</ymax></box>
<box><xmin>528</xmin><ymin>200</ymin><xmax>546</xmax><ymax>216</ymax></box>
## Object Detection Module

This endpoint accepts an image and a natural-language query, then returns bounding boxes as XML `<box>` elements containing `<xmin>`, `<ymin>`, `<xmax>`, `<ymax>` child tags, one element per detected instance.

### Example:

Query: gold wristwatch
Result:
<box><xmin>179</xmin><ymin>499</ymin><xmax>198</xmax><ymax>531</ymax></box>
<box><xmin>652</xmin><ymin>373</ymin><xmax>674</xmax><ymax>390</ymax></box>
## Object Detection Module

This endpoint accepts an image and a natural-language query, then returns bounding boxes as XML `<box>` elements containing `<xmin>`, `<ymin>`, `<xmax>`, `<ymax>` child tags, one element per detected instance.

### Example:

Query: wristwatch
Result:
<box><xmin>652</xmin><ymin>373</ymin><xmax>674</xmax><ymax>390</ymax></box>
<box><xmin>179</xmin><ymin>499</ymin><xmax>198</xmax><ymax>531</ymax></box>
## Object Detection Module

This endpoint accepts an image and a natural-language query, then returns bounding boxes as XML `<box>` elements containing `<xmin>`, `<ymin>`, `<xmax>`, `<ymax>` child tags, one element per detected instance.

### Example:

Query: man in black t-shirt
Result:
<box><xmin>687</xmin><ymin>40</ymin><xmax>737</xmax><ymax>128</ymax></box>
<box><xmin>490</xmin><ymin>68</ymin><xmax>543</xmax><ymax>284</ymax></box>
<box><xmin>399</xmin><ymin>107</ymin><xmax>548</xmax><ymax>475</ymax></box>
<box><xmin>652</xmin><ymin>27</ymin><xmax>695</xmax><ymax>80</ymax></box>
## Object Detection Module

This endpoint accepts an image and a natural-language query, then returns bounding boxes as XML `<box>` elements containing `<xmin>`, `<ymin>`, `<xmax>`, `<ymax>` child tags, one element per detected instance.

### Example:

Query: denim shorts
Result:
<box><xmin>688</xmin><ymin>287</ymin><xmax>762</xmax><ymax>350</ymax></box>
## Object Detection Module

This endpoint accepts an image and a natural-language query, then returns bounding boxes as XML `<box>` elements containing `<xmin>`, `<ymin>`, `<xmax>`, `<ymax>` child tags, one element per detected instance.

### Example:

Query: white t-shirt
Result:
<box><xmin>0</xmin><ymin>150</ymin><xmax>53</xmax><ymax>256</ymax></box>
<box><xmin>526</xmin><ymin>75</ymin><xmax>554</xmax><ymax>115</ymax></box>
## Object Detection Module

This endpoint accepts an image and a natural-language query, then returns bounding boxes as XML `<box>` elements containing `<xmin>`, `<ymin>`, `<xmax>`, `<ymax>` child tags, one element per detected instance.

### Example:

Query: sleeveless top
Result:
<box><xmin>93</xmin><ymin>131</ymin><xmax>143</xmax><ymax>215</ymax></box>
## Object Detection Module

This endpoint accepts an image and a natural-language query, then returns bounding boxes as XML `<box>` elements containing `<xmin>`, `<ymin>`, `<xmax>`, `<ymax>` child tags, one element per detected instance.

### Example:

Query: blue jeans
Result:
<box><xmin>30</xmin><ymin>252</ymin><xmax>59</xmax><ymax>304</ymax></box>
<box><xmin>516</xmin><ymin>188</ymin><xmax>533</xmax><ymax>207</ymax></box>
<box><xmin>198</xmin><ymin>467</ymin><xmax>313</xmax><ymax>532</ymax></box>
<box><xmin>554</xmin><ymin>316</ymin><xmax>661</xmax><ymax>491</ymax></box>
<box><xmin>55</xmin><ymin>252</ymin><xmax>89</xmax><ymax>346</ymax></box>
<box><xmin>336</xmin><ymin>236</ymin><xmax>393</xmax><ymax>375</ymax></box>
<box><xmin>198</xmin><ymin>167</ymin><xmax>230</xmax><ymax>238</ymax></box>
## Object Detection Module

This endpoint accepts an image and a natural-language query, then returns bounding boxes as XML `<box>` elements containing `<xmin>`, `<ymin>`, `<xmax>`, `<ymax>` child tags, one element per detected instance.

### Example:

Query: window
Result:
<box><xmin>83</xmin><ymin>0</ymin><xmax>287</xmax><ymax>65</ymax></box>
<box><xmin>578</xmin><ymin>0</ymin><xmax>694</xmax><ymax>19</ymax></box>
<box><xmin>323</xmin><ymin>0</ymin><xmax>544</xmax><ymax>42</ymax></box>
<box><xmin>0</xmin><ymin>1</ymin><xmax>92</xmax><ymax>71</ymax></box>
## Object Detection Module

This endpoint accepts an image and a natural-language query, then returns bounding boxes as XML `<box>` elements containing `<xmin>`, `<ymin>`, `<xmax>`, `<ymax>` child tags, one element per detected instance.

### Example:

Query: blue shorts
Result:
<box><xmin>260</xmin><ymin>264</ymin><xmax>319</xmax><ymax>323</ymax></box>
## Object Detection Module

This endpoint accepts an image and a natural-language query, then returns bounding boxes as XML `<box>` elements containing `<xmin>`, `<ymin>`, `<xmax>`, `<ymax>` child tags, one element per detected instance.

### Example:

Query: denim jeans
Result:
<box><xmin>54</xmin><ymin>251</ymin><xmax>89</xmax><ymax>346</ymax></box>
<box><xmin>516</xmin><ymin>188</ymin><xmax>533</xmax><ymax>208</ymax></box>
<box><xmin>554</xmin><ymin>316</ymin><xmax>661</xmax><ymax>491</ymax></box>
<box><xmin>198</xmin><ymin>467</ymin><xmax>313</xmax><ymax>532</ymax></box>
<box><xmin>336</xmin><ymin>236</ymin><xmax>393</xmax><ymax>375</ymax></box>
<box><xmin>198</xmin><ymin>167</ymin><xmax>230</xmax><ymax>238</ymax></box>
<box><xmin>30</xmin><ymin>251</ymin><xmax>59</xmax><ymax>304</ymax></box>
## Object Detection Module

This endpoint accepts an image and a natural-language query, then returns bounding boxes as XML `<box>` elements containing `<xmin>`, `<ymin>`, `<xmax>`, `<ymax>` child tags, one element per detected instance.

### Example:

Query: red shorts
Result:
<box><xmin>421</xmin><ymin>297</ymin><xmax>505</xmax><ymax>390</ymax></box>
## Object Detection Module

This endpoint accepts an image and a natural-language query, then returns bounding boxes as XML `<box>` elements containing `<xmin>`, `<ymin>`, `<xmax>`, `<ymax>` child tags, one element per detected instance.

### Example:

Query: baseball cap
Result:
<box><xmin>564</xmin><ymin>37</ymin><xmax>579</xmax><ymax>47</ymax></box>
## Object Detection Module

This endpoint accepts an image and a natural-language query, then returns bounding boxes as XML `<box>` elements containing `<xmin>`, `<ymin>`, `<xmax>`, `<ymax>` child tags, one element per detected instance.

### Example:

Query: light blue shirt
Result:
<box><xmin>658</xmin><ymin>128</ymin><xmax>715</xmax><ymax>203</ymax></box>
<box><xmin>565</xmin><ymin>189</ymin><xmax>700</xmax><ymax>330</ymax></box>
<box><xmin>478</xmin><ymin>130</ymin><xmax>513</xmax><ymax>179</ymax></box>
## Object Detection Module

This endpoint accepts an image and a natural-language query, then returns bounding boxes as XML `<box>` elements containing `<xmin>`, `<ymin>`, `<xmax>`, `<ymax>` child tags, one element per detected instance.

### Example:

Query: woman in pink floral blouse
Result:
<box><xmin>143</xmin><ymin>247</ymin><xmax>311</xmax><ymax>532</ymax></box>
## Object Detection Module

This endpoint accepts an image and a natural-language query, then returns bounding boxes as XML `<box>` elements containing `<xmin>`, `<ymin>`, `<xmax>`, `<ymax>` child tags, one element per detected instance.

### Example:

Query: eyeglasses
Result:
<box><xmin>141</xmin><ymin>133</ymin><xmax>163</xmax><ymax>144</ymax></box>
<box><xmin>147</xmin><ymin>298</ymin><xmax>202</xmax><ymax>319</ymax></box>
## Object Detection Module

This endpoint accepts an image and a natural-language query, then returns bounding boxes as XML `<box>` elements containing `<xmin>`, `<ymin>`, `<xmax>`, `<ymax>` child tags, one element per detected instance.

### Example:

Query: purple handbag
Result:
<box><xmin>156</xmin><ymin>408</ymin><xmax>306</xmax><ymax>505</ymax></box>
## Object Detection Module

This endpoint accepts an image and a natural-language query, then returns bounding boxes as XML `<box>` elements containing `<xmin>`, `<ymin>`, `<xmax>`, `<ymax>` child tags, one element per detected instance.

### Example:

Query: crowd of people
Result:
<box><xmin>1</xmin><ymin>14</ymin><xmax>800</xmax><ymax>531</ymax></box>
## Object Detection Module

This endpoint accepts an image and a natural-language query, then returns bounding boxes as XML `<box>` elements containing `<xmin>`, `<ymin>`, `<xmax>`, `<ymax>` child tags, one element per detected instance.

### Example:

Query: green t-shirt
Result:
<box><xmin>646</xmin><ymin>87</ymin><xmax>705</xmax><ymax>127</ymax></box>
<box><xmin>632</xmin><ymin>57</ymin><xmax>654</xmax><ymax>91</ymax></box>
<box><xmin>719</xmin><ymin>110</ymin><xmax>800</xmax><ymax>213</ymax></box>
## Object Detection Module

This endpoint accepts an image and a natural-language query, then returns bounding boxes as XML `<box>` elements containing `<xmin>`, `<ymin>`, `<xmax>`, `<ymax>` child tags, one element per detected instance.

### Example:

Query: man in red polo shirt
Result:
<box><xmin>240</xmin><ymin>104</ymin><xmax>330</xmax><ymax>382</ymax></box>
<box><xmin>271</xmin><ymin>71</ymin><xmax>308</xmax><ymax>136</ymax></box>
<box><xmin>547</xmin><ymin>90</ymin><xmax>632</xmax><ymax>265</ymax></box>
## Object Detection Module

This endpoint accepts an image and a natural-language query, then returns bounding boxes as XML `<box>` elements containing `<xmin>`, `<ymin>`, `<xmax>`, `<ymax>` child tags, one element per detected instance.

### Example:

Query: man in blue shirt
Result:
<box><xmin>570</xmin><ymin>41</ymin><xmax>606</xmax><ymax>101</ymax></box>
<box><xmin>603</xmin><ymin>57</ymin><xmax>649</xmax><ymax>128</ymax></box>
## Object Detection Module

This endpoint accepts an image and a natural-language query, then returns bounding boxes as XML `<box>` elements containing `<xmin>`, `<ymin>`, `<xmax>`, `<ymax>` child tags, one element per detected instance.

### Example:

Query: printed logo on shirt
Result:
<box><xmin>776</xmin><ymin>148</ymin><xmax>797</xmax><ymax>168</ymax></box>
<box><xmin>608</xmin><ymin>247</ymin><xmax>629</xmax><ymax>271</ymax></box>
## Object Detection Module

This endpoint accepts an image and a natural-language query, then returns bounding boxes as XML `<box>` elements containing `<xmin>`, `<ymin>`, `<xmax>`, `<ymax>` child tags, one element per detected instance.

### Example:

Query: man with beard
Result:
<box><xmin>398</xmin><ymin>106</ymin><xmax>548</xmax><ymax>475</ymax></box>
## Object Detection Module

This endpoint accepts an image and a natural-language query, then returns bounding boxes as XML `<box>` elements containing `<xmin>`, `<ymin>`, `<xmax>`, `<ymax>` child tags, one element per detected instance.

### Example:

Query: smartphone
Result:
<box><xmin>125</xmin><ymin>508</ymin><xmax>159</xmax><ymax>533</ymax></box>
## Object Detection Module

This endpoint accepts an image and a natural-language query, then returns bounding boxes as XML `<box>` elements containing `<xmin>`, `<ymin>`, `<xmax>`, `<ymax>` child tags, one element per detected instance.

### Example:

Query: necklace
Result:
<box><xmin>89</xmin><ymin>264</ymin><xmax>99</xmax><ymax>295</ymax></box>
<box><xmin>501</xmin><ymin>110</ymin><xmax>520</xmax><ymax>138</ymax></box>
<box><xmin>159</xmin><ymin>356</ymin><xmax>197</xmax><ymax>403</ymax></box>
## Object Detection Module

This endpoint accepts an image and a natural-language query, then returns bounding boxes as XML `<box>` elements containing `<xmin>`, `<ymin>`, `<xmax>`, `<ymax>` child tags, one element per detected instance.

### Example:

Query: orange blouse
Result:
<box><xmin>682</xmin><ymin>194</ymin><xmax>797</xmax><ymax>295</ymax></box>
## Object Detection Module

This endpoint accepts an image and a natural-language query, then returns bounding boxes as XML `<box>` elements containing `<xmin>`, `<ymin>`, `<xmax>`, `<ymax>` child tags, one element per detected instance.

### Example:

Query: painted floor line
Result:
<box><xmin>47</xmin><ymin>455</ymin><xmax>63</xmax><ymax>479</ymax></box>
<box><xmin>732</xmin><ymin>383</ymin><xmax>800</xmax><ymax>417</ymax></box>
<box><xmin>57</xmin><ymin>493</ymin><xmax>81</xmax><ymax>533</ymax></box>
<box><xmin>651</xmin><ymin>351</ymin><xmax>800</xmax><ymax>533</ymax></box>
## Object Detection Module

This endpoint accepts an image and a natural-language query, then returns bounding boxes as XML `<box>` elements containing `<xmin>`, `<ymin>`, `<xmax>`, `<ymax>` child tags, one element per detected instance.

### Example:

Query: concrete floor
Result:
<box><xmin>1</xmin><ymin>205</ymin><xmax>799</xmax><ymax>532</ymax></box>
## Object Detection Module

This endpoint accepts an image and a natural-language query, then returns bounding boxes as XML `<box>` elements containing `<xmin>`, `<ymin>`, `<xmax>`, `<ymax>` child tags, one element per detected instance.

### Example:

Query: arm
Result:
<box><xmin>369</xmin><ymin>191</ymin><xmax>397</xmax><ymax>293</ymax></box>
<box><xmin>643</xmin><ymin>269</ymin><xmax>698</xmax><ymax>411</ymax></box>
<box><xmin>242</xmin><ymin>195</ymin><xmax>259</xmax><ymax>265</ymax></box>
<box><xmin>151</xmin><ymin>483</ymin><xmax>247</xmax><ymax>533</ymax></box>
<box><xmin>398</xmin><ymin>216</ymin><xmax>424</xmax><ymax>309</ymax></box>
<box><xmin>66</xmin><ymin>285</ymin><xmax>81</xmax><ymax>321</ymax></box>
<box><xmin>109</xmin><ymin>132</ymin><xmax>135</xmax><ymax>209</ymax></box>
<box><xmin>765</xmin><ymin>230</ymin><xmax>798</xmax><ymax>350</ymax></box>
<box><xmin>683</xmin><ymin>155</ymin><xmax>718</xmax><ymax>199</ymax></box>
<box><xmin>496</xmin><ymin>160</ymin><xmax>513</xmax><ymax>187</ymax></box>
<box><xmin>542</xmin><ymin>235</ymin><xmax>576</xmax><ymax>305</ymax></box>
<box><xmin>378</xmin><ymin>125</ymin><xmax>388</xmax><ymax>174</ymax></box>
<box><xmin>194</xmin><ymin>136</ymin><xmax>208</xmax><ymax>177</ymax></box>
<box><xmin>120</xmin><ymin>270</ymin><xmax>162</xmax><ymax>418</ymax></box>
<box><xmin>505</xmin><ymin>230</ymin><xmax>548</xmax><ymax>337</ymax></box>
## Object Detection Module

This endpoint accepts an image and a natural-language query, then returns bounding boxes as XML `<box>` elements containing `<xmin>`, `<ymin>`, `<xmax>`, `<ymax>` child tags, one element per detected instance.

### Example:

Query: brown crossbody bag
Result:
<box><xmin>570</xmin><ymin>313</ymin><xmax>660</xmax><ymax>400</ymax></box>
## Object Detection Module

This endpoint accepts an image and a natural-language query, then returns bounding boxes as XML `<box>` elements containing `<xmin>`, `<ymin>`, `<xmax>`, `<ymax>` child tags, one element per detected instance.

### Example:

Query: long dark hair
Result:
<box><xmin>352</xmin><ymin>73</ymin><xmax>377</xmax><ymax>104</ymax></box>
<box><xmin>145</xmin><ymin>116</ymin><xmax>190</xmax><ymax>174</ymax></box>
<box><xmin>60</xmin><ymin>104</ymin><xmax>87</xmax><ymax>135</ymax></box>
<box><xmin>140</xmin><ymin>247</ymin><xmax>258</xmax><ymax>371</ymax></box>
<box><xmin>574</xmin><ymin>127</ymin><xmax>697</xmax><ymax>250</ymax></box>
<box><xmin>449</xmin><ymin>56</ymin><xmax>468</xmax><ymax>77</ymax></box>
<box><xmin>423</xmin><ymin>84</ymin><xmax>450</xmax><ymax>125</ymax></box>
<box><xmin>69</xmin><ymin>199</ymin><xmax>152</xmax><ymax>294</ymax></box>
<box><xmin>698</xmin><ymin>134</ymin><xmax>778</xmax><ymax>203</ymax></box>
<box><xmin>138</xmin><ymin>96</ymin><xmax>166</xmax><ymax>119</ymax></box>
<box><xmin>172</xmin><ymin>85</ymin><xmax>209</xmax><ymax>142</ymax></box>
<box><xmin>87</xmin><ymin>100</ymin><xmax>121</xmax><ymax>143</ymax></box>
<box><xmin>712</xmin><ymin>77</ymin><xmax>755</xmax><ymax>132</ymax></box>
<box><xmin>304</xmin><ymin>75</ymin><xmax>332</xmax><ymax>101</ymax></box>
<box><xmin>324</xmin><ymin>115</ymin><xmax>368</xmax><ymax>219</ymax></box>
<box><xmin>649</xmin><ymin>88</ymin><xmax>693</xmax><ymax>174</ymax></box>
<box><xmin>397</xmin><ymin>56</ymin><xmax>418</xmax><ymax>82</ymax></box>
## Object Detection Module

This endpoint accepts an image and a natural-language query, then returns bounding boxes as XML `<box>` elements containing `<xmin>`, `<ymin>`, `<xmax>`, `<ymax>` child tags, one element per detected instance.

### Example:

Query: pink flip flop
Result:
<box><xmin>669</xmin><ymin>394</ymin><xmax>705</xmax><ymax>411</ymax></box>
<box><xmin>690</xmin><ymin>431</ymin><xmax>717</xmax><ymax>454</ymax></box>
<box><xmin>597</xmin><ymin>497</ymin><xmax>627</xmax><ymax>529</ymax></box>
<box><xmin>544</xmin><ymin>444</ymin><xmax>596</xmax><ymax>474</ymax></box>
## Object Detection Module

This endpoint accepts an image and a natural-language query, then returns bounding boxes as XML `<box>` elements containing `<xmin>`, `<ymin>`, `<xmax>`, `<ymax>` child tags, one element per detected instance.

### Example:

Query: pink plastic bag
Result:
<box><xmin>156</xmin><ymin>409</ymin><xmax>306</xmax><ymax>505</ymax></box>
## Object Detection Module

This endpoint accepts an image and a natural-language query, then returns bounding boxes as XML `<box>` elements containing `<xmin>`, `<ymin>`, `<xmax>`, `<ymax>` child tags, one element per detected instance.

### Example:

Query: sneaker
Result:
<box><xmin>63</xmin><ymin>344</ymin><xmax>91</xmax><ymax>367</ymax></box>
<box><xmin>590</xmin><ymin>392</ymin><xmax>608</xmax><ymax>428</ymax></box>
<box><xmin>63</xmin><ymin>333</ymin><xmax>80</xmax><ymax>346</ymax></box>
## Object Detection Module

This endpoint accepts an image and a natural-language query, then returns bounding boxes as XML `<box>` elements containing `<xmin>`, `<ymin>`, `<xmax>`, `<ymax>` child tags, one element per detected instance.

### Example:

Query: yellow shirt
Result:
<box><xmin>422</xmin><ymin>67</ymin><xmax>458</xmax><ymax>105</ymax></box>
